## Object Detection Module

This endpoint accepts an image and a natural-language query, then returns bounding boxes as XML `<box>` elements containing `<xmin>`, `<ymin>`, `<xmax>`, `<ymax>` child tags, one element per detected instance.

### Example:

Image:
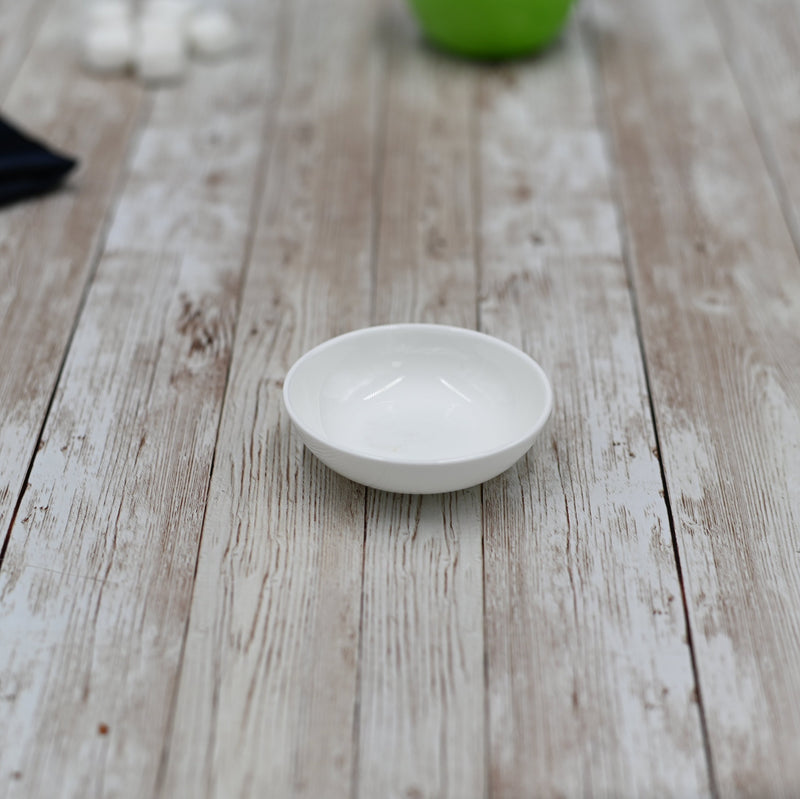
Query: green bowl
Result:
<box><xmin>406</xmin><ymin>0</ymin><xmax>574</xmax><ymax>59</ymax></box>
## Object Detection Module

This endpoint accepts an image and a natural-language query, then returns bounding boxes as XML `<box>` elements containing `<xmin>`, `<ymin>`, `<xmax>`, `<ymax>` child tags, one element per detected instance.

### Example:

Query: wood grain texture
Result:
<box><xmin>0</xmin><ymin>0</ymin><xmax>282</xmax><ymax>794</ymax></box>
<box><xmin>708</xmin><ymin>0</ymin><xmax>800</xmax><ymax>257</ymax></box>
<box><xmin>3</xmin><ymin>0</ymin><xmax>799</xmax><ymax>796</ymax></box>
<box><xmin>591</xmin><ymin>0</ymin><xmax>800</xmax><ymax>794</ymax></box>
<box><xmin>0</xmin><ymin>0</ymin><xmax>143</xmax><ymax>550</ymax></box>
<box><xmin>0</xmin><ymin>0</ymin><xmax>52</xmax><ymax>99</ymax></box>
<box><xmin>356</xmin><ymin>6</ymin><xmax>485</xmax><ymax>798</ymax></box>
<box><xmin>160</xmin><ymin>0</ymin><xmax>379</xmax><ymax>795</ymax></box>
<box><xmin>372</xmin><ymin>3</ymin><xmax>477</xmax><ymax>330</ymax></box>
<box><xmin>478</xmin><ymin>19</ymin><xmax>709</xmax><ymax>797</ymax></box>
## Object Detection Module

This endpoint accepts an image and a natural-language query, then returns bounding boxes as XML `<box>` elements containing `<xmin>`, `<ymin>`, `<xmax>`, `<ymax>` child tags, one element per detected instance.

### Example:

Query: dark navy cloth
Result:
<box><xmin>0</xmin><ymin>115</ymin><xmax>77</xmax><ymax>207</ymax></box>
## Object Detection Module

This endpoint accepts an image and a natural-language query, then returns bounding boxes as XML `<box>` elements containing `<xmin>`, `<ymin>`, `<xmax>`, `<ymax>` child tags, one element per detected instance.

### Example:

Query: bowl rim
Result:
<box><xmin>282</xmin><ymin>323</ymin><xmax>554</xmax><ymax>467</ymax></box>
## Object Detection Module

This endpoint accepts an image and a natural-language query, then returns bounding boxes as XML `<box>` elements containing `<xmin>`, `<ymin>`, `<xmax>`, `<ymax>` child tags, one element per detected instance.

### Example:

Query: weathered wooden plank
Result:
<box><xmin>0</xmin><ymin>0</ymin><xmax>52</xmax><ymax>99</ymax></box>
<box><xmin>0</xmin><ymin>0</ymin><xmax>285</xmax><ymax>795</ymax></box>
<box><xmin>708</xmin><ymin>0</ymin><xmax>800</xmax><ymax>257</ymax></box>
<box><xmin>479</xmin><ymin>19</ymin><xmax>710</xmax><ymax>797</ymax></box>
<box><xmin>371</xmin><ymin>7</ymin><xmax>477</xmax><ymax>330</ymax></box>
<box><xmin>0</xmin><ymin>0</ymin><xmax>144</xmax><ymax>550</ymax></box>
<box><xmin>160</xmin><ymin>0</ymin><xmax>380</xmax><ymax>795</ymax></box>
<box><xmin>591</xmin><ymin>0</ymin><xmax>800</xmax><ymax>794</ymax></box>
<box><xmin>357</xmin><ymin>7</ymin><xmax>485</xmax><ymax>798</ymax></box>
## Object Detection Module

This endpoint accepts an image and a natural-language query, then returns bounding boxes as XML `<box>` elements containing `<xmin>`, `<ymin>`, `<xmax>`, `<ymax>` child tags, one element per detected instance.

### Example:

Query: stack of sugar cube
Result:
<box><xmin>82</xmin><ymin>0</ymin><xmax>240</xmax><ymax>85</ymax></box>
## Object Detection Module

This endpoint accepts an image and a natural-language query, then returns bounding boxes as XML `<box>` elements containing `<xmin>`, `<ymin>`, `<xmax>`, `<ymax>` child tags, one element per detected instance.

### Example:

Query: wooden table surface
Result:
<box><xmin>2</xmin><ymin>0</ymin><xmax>800</xmax><ymax>796</ymax></box>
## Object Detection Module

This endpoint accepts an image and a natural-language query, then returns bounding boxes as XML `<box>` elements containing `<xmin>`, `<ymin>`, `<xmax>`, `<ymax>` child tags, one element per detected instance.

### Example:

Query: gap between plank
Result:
<box><xmin>151</xmin><ymin>1</ymin><xmax>296</xmax><ymax>794</ymax></box>
<box><xmin>351</xmin><ymin>10</ymin><xmax>392</xmax><ymax>795</ymax></box>
<box><xmin>367</xmin><ymin>17</ymin><xmax>390</xmax><ymax>331</ymax></box>
<box><xmin>469</xmin><ymin>68</ymin><xmax>491</xmax><ymax>799</ymax></box>
<box><xmin>0</xmin><ymin>94</ymin><xmax>155</xmax><ymax>575</ymax></box>
<box><xmin>579</xmin><ymin>8</ymin><xmax>721</xmax><ymax>799</ymax></box>
<box><xmin>471</xmin><ymin>74</ymin><xmax>484</xmax><ymax>337</ymax></box>
<box><xmin>349</xmin><ymin>505</ymin><xmax>370</xmax><ymax>799</ymax></box>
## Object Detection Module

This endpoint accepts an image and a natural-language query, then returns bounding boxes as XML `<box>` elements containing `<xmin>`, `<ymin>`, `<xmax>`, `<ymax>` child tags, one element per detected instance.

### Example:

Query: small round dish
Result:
<box><xmin>282</xmin><ymin>324</ymin><xmax>553</xmax><ymax>494</ymax></box>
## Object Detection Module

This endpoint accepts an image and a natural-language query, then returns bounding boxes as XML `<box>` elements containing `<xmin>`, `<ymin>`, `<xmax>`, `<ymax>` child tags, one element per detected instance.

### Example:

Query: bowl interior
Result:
<box><xmin>285</xmin><ymin>325</ymin><xmax>552</xmax><ymax>464</ymax></box>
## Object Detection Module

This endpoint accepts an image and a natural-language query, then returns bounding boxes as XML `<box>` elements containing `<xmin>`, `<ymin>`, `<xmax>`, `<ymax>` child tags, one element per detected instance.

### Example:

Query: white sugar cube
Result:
<box><xmin>87</xmin><ymin>0</ymin><xmax>132</xmax><ymax>25</ymax></box>
<box><xmin>135</xmin><ymin>23</ymin><xmax>187</xmax><ymax>84</ymax></box>
<box><xmin>141</xmin><ymin>0</ymin><xmax>194</xmax><ymax>31</ymax></box>
<box><xmin>187</xmin><ymin>8</ymin><xmax>239</xmax><ymax>59</ymax></box>
<box><xmin>82</xmin><ymin>20</ymin><xmax>134</xmax><ymax>73</ymax></box>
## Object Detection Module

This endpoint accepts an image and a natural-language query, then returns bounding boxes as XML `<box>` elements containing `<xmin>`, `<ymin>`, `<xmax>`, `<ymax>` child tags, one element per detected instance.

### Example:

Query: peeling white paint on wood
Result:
<box><xmin>0</xmin><ymin>0</ymin><xmax>283</xmax><ymax>794</ymax></box>
<box><xmin>594</xmin><ymin>0</ymin><xmax>800</xmax><ymax>793</ymax></box>
<box><xmin>0</xmin><ymin>0</ymin><xmax>799</xmax><ymax>796</ymax></box>
<box><xmin>478</xmin><ymin>20</ymin><xmax>708</xmax><ymax>797</ymax></box>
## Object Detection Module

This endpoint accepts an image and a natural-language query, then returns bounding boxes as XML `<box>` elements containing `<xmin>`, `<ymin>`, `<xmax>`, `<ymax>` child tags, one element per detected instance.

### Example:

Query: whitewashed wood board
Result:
<box><xmin>0</xmin><ymin>0</ymin><xmax>284</xmax><ymax>794</ymax></box>
<box><xmin>479</xmin><ymin>20</ymin><xmax>710</xmax><ymax>798</ymax></box>
<box><xmin>0</xmin><ymin>0</ymin><xmax>144</xmax><ymax>548</ymax></box>
<box><xmin>592</xmin><ymin>0</ymin><xmax>800</xmax><ymax>793</ymax></box>
<box><xmin>161</xmin><ymin>0</ymin><xmax>379</xmax><ymax>795</ymax></box>
<box><xmin>357</xmin><ymin>7</ymin><xmax>485</xmax><ymax>798</ymax></box>
<box><xmin>2</xmin><ymin>0</ymin><xmax>798</xmax><ymax>795</ymax></box>
<box><xmin>0</xmin><ymin>0</ymin><xmax>52</xmax><ymax>99</ymax></box>
<box><xmin>708</xmin><ymin>0</ymin><xmax>800</xmax><ymax>259</ymax></box>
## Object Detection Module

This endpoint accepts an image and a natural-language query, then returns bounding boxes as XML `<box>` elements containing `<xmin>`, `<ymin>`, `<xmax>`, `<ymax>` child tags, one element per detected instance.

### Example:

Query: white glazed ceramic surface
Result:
<box><xmin>283</xmin><ymin>324</ymin><xmax>553</xmax><ymax>494</ymax></box>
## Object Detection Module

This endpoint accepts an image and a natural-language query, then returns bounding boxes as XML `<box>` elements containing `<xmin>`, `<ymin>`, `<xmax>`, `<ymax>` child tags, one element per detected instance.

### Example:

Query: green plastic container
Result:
<box><xmin>406</xmin><ymin>0</ymin><xmax>574</xmax><ymax>59</ymax></box>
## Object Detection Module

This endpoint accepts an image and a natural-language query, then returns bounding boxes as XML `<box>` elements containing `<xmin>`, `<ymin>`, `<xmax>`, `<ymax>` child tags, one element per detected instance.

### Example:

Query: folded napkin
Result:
<box><xmin>0</xmin><ymin>114</ymin><xmax>77</xmax><ymax>207</ymax></box>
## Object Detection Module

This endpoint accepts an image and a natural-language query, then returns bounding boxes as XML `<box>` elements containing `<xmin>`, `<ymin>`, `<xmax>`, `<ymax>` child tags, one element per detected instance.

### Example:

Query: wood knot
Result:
<box><xmin>425</xmin><ymin>227</ymin><xmax>447</xmax><ymax>259</ymax></box>
<box><xmin>515</xmin><ymin>184</ymin><xmax>533</xmax><ymax>202</ymax></box>
<box><xmin>176</xmin><ymin>296</ymin><xmax>225</xmax><ymax>357</ymax></box>
<box><xmin>205</xmin><ymin>170</ymin><xmax>224</xmax><ymax>188</ymax></box>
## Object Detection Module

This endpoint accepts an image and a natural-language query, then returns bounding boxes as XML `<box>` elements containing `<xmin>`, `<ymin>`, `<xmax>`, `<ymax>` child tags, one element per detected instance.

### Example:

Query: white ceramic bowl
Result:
<box><xmin>283</xmin><ymin>324</ymin><xmax>553</xmax><ymax>494</ymax></box>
